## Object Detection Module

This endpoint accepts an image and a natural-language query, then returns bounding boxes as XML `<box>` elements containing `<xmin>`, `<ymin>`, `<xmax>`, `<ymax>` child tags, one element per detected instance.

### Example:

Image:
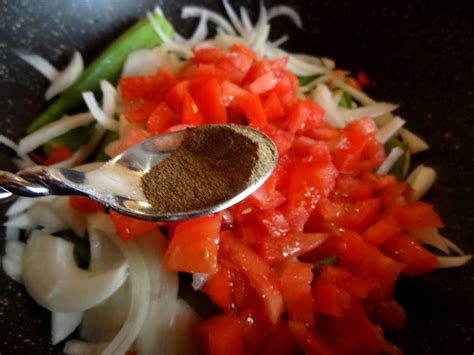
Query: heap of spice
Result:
<box><xmin>141</xmin><ymin>124</ymin><xmax>277</xmax><ymax>213</ymax></box>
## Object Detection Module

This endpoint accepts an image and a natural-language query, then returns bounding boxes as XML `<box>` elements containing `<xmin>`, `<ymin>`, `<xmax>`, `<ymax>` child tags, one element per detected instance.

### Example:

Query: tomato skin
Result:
<box><xmin>69</xmin><ymin>196</ymin><xmax>102</xmax><ymax>214</ymax></box>
<box><xmin>392</xmin><ymin>201</ymin><xmax>444</xmax><ymax>229</ymax></box>
<box><xmin>109</xmin><ymin>210</ymin><xmax>157</xmax><ymax>241</ymax></box>
<box><xmin>164</xmin><ymin>215</ymin><xmax>222</xmax><ymax>274</ymax></box>
<box><xmin>363</xmin><ymin>216</ymin><xmax>402</xmax><ymax>246</ymax></box>
<box><xmin>280</xmin><ymin>262</ymin><xmax>315</xmax><ymax>327</ymax></box>
<box><xmin>195</xmin><ymin>314</ymin><xmax>244</xmax><ymax>355</ymax></box>
<box><xmin>380</xmin><ymin>233</ymin><xmax>438</xmax><ymax>276</ymax></box>
<box><xmin>312</xmin><ymin>282</ymin><xmax>352</xmax><ymax>317</ymax></box>
<box><xmin>193</xmin><ymin>78</ymin><xmax>227</xmax><ymax>124</ymax></box>
<box><xmin>238</xmin><ymin>93</ymin><xmax>267</xmax><ymax>128</ymax></box>
<box><xmin>123</xmin><ymin>100</ymin><xmax>158</xmax><ymax>124</ymax></box>
<box><xmin>203</xmin><ymin>265</ymin><xmax>232</xmax><ymax>310</ymax></box>
<box><xmin>219</xmin><ymin>230</ymin><xmax>284</xmax><ymax>325</ymax></box>
<box><xmin>146</xmin><ymin>101</ymin><xmax>179</xmax><ymax>134</ymax></box>
<box><xmin>262</xmin><ymin>92</ymin><xmax>285</xmax><ymax>121</ymax></box>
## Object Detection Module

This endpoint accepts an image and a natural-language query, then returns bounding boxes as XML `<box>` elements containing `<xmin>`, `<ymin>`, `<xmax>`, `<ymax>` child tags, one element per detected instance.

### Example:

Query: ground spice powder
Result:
<box><xmin>141</xmin><ymin>124</ymin><xmax>276</xmax><ymax>213</ymax></box>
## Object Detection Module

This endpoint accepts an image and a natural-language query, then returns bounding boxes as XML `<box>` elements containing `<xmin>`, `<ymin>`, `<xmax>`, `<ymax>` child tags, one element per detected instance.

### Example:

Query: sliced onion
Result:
<box><xmin>222</xmin><ymin>0</ymin><xmax>246</xmax><ymax>36</ymax></box>
<box><xmin>332</xmin><ymin>79</ymin><xmax>376</xmax><ymax>105</ymax></box>
<box><xmin>6</xmin><ymin>196</ymin><xmax>53</xmax><ymax>217</ymax></box>
<box><xmin>122</xmin><ymin>48</ymin><xmax>159</xmax><ymax>77</ymax></box>
<box><xmin>100</xmin><ymin>232</ymin><xmax>150</xmax><ymax>355</ymax></box>
<box><xmin>2</xmin><ymin>240</ymin><xmax>25</xmax><ymax>283</ymax></box>
<box><xmin>101</xmin><ymin>80</ymin><xmax>117</xmax><ymax>118</ymax></box>
<box><xmin>399</xmin><ymin>128</ymin><xmax>429</xmax><ymax>154</ymax></box>
<box><xmin>239</xmin><ymin>7</ymin><xmax>253</xmax><ymax>34</ymax></box>
<box><xmin>83</xmin><ymin>92</ymin><xmax>119</xmax><ymax>132</ymax></box>
<box><xmin>147</xmin><ymin>10</ymin><xmax>172</xmax><ymax>43</ymax></box>
<box><xmin>271</xmin><ymin>34</ymin><xmax>289</xmax><ymax>47</ymax></box>
<box><xmin>0</xmin><ymin>134</ymin><xmax>19</xmax><ymax>151</ymax></box>
<box><xmin>341</xmin><ymin>103</ymin><xmax>398</xmax><ymax>123</ymax></box>
<box><xmin>63</xmin><ymin>340</ymin><xmax>107</xmax><ymax>354</ymax></box>
<box><xmin>22</xmin><ymin>233</ymin><xmax>128</xmax><ymax>313</ymax></box>
<box><xmin>377</xmin><ymin>147</ymin><xmax>404</xmax><ymax>175</ymax></box>
<box><xmin>3</xmin><ymin>213</ymin><xmax>33</xmax><ymax>229</ymax></box>
<box><xmin>250</xmin><ymin>24</ymin><xmax>270</xmax><ymax>56</ymax></box>
<box><xmin>52</xmin><ymin>311</ymin><xmax>83</xmax><ymax>345</ymax></box>
<box><xmin>28</xmin><ymin>202</ymin><xmax>69</xmax><ymax>234</ymax></box>
<box><xmin>45</xmin><ymin>51</ymin><xmax>84</xmax><ymax>100</ymax></box>
<box><xmin>166</xmin><ymin>299</ymin><xmax>200</xmax><ymax>355</ymax></box>
<box><xmin>312</xmin><ymin>83</ymin><xmax>345</xmax><ymax>128</ymax></box>
<box><xmin>15</xmin><ymin>51</ymin><xmax>59</xmax><ymax>81</ymax></box>
<box><xmin>70</xmin><ymin>126</ymin><xmax>106</xmax><ymax>167</ymax></box>
<box><xmin>187</xmin><ymin>13</ymin><xmax>209</xmax><ymax>44</ymax></box>
<box><xmin>406</xmin><ymin>164</ymin><xmax>437</xmax><ymax>200</ymax></box>
<box><xmin>268</xmin><ymin>5</ymin><xmax>303</xmax><ymax>28</ymax></box>
<box><xmin>441</xmin><ymin>237</ymin><xmax>466</xmax><ymax>255</ymax></box>
<box><xmin>192</xmin><ymin>273</ymin><xmax>209</xmax><ymax>291</ymax></box>
<box><xmin>51</xmin><ymin>197</ymin><xmax>87</xmax><ymax>237</ymax></box>
<box><xmin>375</xmin><ymin>116</ymin><xmax>406</xmax><ymax>144</ymax></box>
<box><xmin>5</xmin><ymin>226</ymin><xmax>20</xmax><ymax>241</ymax></box>
<box><xmin>182</xmin><ymin>7</ymin><xmax>236</xmax><ymax>35</ymax></box>
<box><xmin>135</xmin><ymin>231</ymin><xmax>179</xmax><ymax>354</ymax></box>
<box><xmin>87</xmin><ymin>212</ymin><xmax>116</xmax><ymax>235</ymax></box>
<box><xmin>437</xmin><ymin>255</ymin><xmax>472</xmax><ymax>268</ymax></box>
<box><xmin>17</xmin><ymin>112</ymin><xmax>94</xmax><ymax>154</ymax></box>
<box><xmin>299</xmin><ymin>73</ymin><xmax>332</xmax><ymax>93</ymax></box>
<box><xmin>408</xmin><ymin>228</ymin><xmax>449</xmax><ymax>254</ymax></box>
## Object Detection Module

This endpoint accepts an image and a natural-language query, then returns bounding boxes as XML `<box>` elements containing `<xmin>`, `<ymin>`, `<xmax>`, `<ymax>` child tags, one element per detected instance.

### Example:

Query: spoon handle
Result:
<box><xmin>0</xmin><ymin>166</ymin><xmax>79</xmax><ymax>202</ymax></box>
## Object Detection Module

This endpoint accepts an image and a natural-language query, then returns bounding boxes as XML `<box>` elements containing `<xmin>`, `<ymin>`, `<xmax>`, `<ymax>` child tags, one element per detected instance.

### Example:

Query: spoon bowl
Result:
<box><xmin>0</xmin><ymin>126</ymin><xmax>278</xmax><ymax>221</ymax></box>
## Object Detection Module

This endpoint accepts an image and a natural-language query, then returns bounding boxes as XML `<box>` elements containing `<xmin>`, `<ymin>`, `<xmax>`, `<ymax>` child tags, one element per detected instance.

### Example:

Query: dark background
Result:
<box><xmin>0</xmin><ymin>0</ymin><xmax>473</xmax><ymax>354</ymax></box>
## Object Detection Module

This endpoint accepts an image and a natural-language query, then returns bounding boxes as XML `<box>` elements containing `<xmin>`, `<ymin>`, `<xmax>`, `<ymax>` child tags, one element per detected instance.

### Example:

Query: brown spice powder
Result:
<box><xmin>141</xmin><ymin>124</ymin><xmax>276</xmax><ymax>213</ymax></box>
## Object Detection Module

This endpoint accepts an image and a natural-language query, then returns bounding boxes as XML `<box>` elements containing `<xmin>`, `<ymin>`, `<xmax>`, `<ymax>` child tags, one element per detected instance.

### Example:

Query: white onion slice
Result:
<box><xmin>5</xmin><ymin>195</ymin><xmax>55</xmax><ymax>217</ymax></box>
<box><xmin>312</xmin><ymin>83</ymin><xmax>345</xmax><ymax>128</ymax></box>
<box><xmin>341</xmin><ymin>103</ymin><xmax>398</xmax><ymax>123</ymax></box>
<box><xmin>299</xmin><ymin>73</ymin><xmax>332</xmax><ymax>93</ymax></box>
<box><xmin>147</xmin><ymin>10</ymin><xmax>172</xmax><ymax>43</ymax></box>
<box><xmin>45</xmin><ymin>51</ymin><xmax>84</xmax><ymax>100</ymax></box>
<box><xmin>222</xmin><ymin>0</ymin><xmax>246</xmax><ymax>36</ymax></box>
<box><xmin>250</xmin><ymin>24</ymin><xmax>270</xmax><ymax>56</ymax></box>
<box><xmin>375</xmin><ymin>116</ymin><xmax>406</xmax><ymax>144</ymax></box>
<box><xmin>187</xmin><ymin>13</ymin><xmax>209</xmax><ymax>44</ymax></box>
<box><xmin>332</xmin><ymin>79</ymin><xmax>376</xmax><ymax>106</ymax></box>
<box><xmin>63</xmin><ymin>340</ymin><xmax>107</xmax><ymax>354</ymax></box>
<box><xmin>122</xmin><ymin>48</ymin><xmax>159</xmax><ymax>77</ymax></box>
<box><xmin>268</xmin><ymin>5</ymin><xmax>303</xmax><ymax>28</ymax></box>
<box><xmin>271</xmin><ymin>34</ymin><xmax>289</xmax><ymax>47</ymax></box>
<box><xmin>441</xmin><ymin>237</ymin><xmax>465</xmax><ymax>255</ymax></box>
<box><xmin>15</xmin><ymin>51</ymin><xmax>59</xmax><ymax>81</ymax></box>
<box><xmin>52</xmin><ymin>197</ymin><xmax>87</xmax><ymax>237</ymax></box>
<box><xmin>400</xmin><ymin>128</ymin><xmax>429</xmax><ymax>154</ymax></box>
<box><xmin>5</xmin><ymin>226</ymin><xmax>20</xmax><ymax>241</ymax></box>
<box><xmin>52</xmin><ymin>311</ymin><xmax>83</xmax><ymax>345</ymax></box>
<box><xmin>166</xmin><ymin>299</ymin><xmax>200</xmax><ymax>355</ymax></box>
<box><xmin>22</xmin><ymin>233</ymin><xmax>128</xmax><ymax>313</ymax></box>
<box><xmin>2</xmin><ymin>240</ymin><xmax>25</xmax><ymax>283</ymax></box>
<box><xmin>239</xmin><ymin>7</ymin><xmax>253</xmax><ymax>34</ymax></box>
<box><xmin>27</xmin><ymin>202</ymin><xmax>69</xmax><ymax>234</ymax></box>
<box><xmin>437</xmin><ymin>255</ymin><xmax>472</xmax><ymax>268</ymax></box>
<box><xmin>406</xmin><ymin>164</ymin><xmax>437</xmax><ymax>200</ymax></box>
<box><xmin>0</xmin><ymin>134</ymin><xmax>19</xmax><ymax>151</ymax></box>
<box><xmin>17</xmin><ymin>112</ymin><xmax>94</xmax><ymax>154</ymax></box>
<box><xmin>377</xmin><ymin>147</ymin><xmax>404</xmax><ymax>175</ymax></box>
<box><xmin>83</xmin><ymin>92</ymin><xmax>119</xmax><ymax>132</ymax></box>
<box><xmin>101</xmin><ymin>80</ymin><xmax>117</xmax><ymax>119</ymax></box>
<box><xmin>70</xmin><ymin>126</ymin><xmax>106</xmax><ymax>167</ymax></box>
<box><xmin>4</xmin><ymin>212</ymin><xmax>34</xmax><ymax>229</ymax></box>
<box><xmin>408</xmin><ymin>228</ymin><xmax>449</xmax><ymax>254</ymax></box>
<box><xmin>182</xmin><ymin>7</ymin><xmax>236</xmax><ymax>35</ymax></box>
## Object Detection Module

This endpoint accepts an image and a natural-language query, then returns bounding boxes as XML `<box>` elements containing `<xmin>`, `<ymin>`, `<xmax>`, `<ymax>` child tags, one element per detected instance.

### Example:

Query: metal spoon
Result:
<box><xmin>0</xmin><ymin>126</ymin><xmax>278</xmax><ymax>221</ymax></box>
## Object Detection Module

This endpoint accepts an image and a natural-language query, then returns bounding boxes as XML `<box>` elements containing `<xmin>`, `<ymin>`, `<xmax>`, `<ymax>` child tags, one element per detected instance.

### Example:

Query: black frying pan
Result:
<box><xmin>0</xmin><ymin>1</ymin><xmax>473</xmax><ymax>354</ymax></box>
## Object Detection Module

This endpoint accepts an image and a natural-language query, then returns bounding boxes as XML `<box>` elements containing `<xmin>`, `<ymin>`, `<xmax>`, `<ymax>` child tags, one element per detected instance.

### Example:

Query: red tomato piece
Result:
<box><xmin>260</xmin><ymin>321</ymin><xmax>300</xmax><ymax>355</ymax></box>
<box><xmin>203</xmin><ymin>265</ymin><xmax>232</xmax><ymax>310</ymax></box>
<box><xmin>285</xmin><ymin>98</ymin><xmax>325</xmax><ymax>133</ymax></box>
<box><xmin>288</xmin><ymin>320</ymin><xmax>333</xmax><ymax>355</ymax></box>
<box><xmin>248</xmin><ymin>70</ymin><xmax>281</xmax><ymax>95</ymax></box>
<box><xmin>146</xmin><ymin>101</ymin><xmax>179</xmax><ymax>135</ymax></box>
<box><xmin>69</xmin><ymin>196</ymin><xmax>102</xmax><ymax>214</ymax></box>
<box><xmin>195</xmin><ymin>314</ymin><xmax>243</xmax><ymax>355</ymax></box>
<box><xmin>238</xmin><ymin>302</ymin><xmax>268</xmax><ymax>352</ymax></box>
<box><xmin>249</xmin><ymin>175</ymin><xmax>286</xmax><ymax>210</ymax></box>
<box><xmin>238</xmin><ymin>93</ymin><xmax>267</xmax><ymax>128</ymax></box>
<box><xmin>181</xmin><ymin>93</ymin><xmax>203</xmax><ymax>125</ymax></box>
<box><xmin>193</xmin><ymin>79</ymin><xmax>228</xmax><ymax>123</ymax></box>
<box><xmin>230</xmin><ymin>269</ymin><xmax>256</xmax><ymax>310</ymax></box>
<box><xmin>262</xmin><ymin>92</ymin><xmax>285</xmax><ymax>121</ymax></box>
<box><xmin>43</xmin><ymin>144</ymin><xmax>72</xmax><ymax>165</ymax></box>
<box><xmin>380</xmin><ymin>233</ymin><xmax>439</xmax><ymax>276</ymax></box>
<box><xmin>111</xmin><ymin>128</ymin><xmax>151</xmax><ymax>156</ymax></box>
<box><xmin>122</xmin><ymin>100</ymin><xmax>158</xmax><ymax>124</ymax></box>
<box><xmin>357</xmin><ymin>71</ymin><xmax>371</xmax><ymax>87</ymax></box>
<box><xmin>119</xmin><ymin>68</ymin><xmax>175</xmax><ymax>104</ymax></box>
<box><xmin>280</xmin><ymin>262</ymin><xmax>315</xmax><ymax>327</ymax></box>
<box><xmin>245</xmin><ymin>57</ymin><xmax>288</xmax><ymax>83</ymax></box>
<box><xmin>312</xmin><ymin>282</ymin><xmax>352</xmax><ymax>317</ymax></box>
<box><xmin>109</xmin><ymin>210</ymin><xmax>157</xmax><ymax>241</ymax></box>
<box><xmin>263</xmin><ymin>124</ymin><xmax>294</xmax><ymax>155</ymax></box>
<box><xmin>366</xmin><ymin>299</ymin><xmax>407</xmax><ymax>331</ymax></box>
<box><xmin>363</xmin><ymin>216</ymin><xmax>402</xmax><ymax>246</ymax></box>
<box><xmin>164</xmin><ymin>81</ymin><xmax>190</xmax><ymax>112</ymax></box>
<box><xmin>318</xmin><ymin>265</ymin><xmax>372</xmax><ymax>299</ymax></box>
<box><xmin>331</xmin><ymin>130</ymin><xmax>370</xmax><ymax>174</ymax></box>
<box><xmin>392</xmin><ymin>201</ymin><xmax>444</xmax><ymax>229</ymax></box>
<box><xmin>219</xmin><ymin>230</ymin><xmax>284</xmax><ymax>325</ymax></box>
<box><xmin>164</xmin><ymin>215</ymin><xmax>221</xmax><ymax>274</ymax></box>
<box><xmin>336</xmin><ymin>175</ymin><xmax>375</xmax><ymax>201</ymax></box>
<box><xmin>344</xmin><ymin>116</ymin><xmax>377</xmax><ymax>137</ymax></box>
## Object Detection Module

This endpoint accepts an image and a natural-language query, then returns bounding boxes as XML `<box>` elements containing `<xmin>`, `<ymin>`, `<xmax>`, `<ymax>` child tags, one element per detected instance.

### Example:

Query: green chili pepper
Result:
<box><xmin>298</xmin><ymin>74</ymin><xmax>320</xmax><ymax>86</ymax></box>
<box><xmin>384</xmin><ymin>137</ymin><xmax>409</xmax><ymax>180</ymax></box>
<box><xmin>338</xmin><ymin>91</ymin><xmax>352</xmax><ymax>109</ymax></box>
<box><xmin>27</xmin><ymin>14</ymin><xmax>174</xmax><ymax>133</ymax></box>
<box><xmin>42</xmin><ymin>123</ymin><xmax>96</xmax><ymax>152</ymax></box>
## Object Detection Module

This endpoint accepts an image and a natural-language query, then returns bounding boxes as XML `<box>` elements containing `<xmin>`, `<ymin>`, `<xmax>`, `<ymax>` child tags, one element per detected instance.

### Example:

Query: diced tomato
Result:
<box><xmin>288</xmin><ymin>320</ymin><xmax>333</xmax><ymax>355</ymax></box>
<box><xmin>146</xmin><ymin>101</ymin><xmax>179</xmax><ymax>134</ymax></box>
<box><xmin>230</xmin><ymin>269</ymin><xmax>256</xmax><ymax>310</ymax></box>
<box><xmin>357</xmin><ymin>71</ymin><xmax>371</xmax><ymax>87</ymax></box>
<box><xmin>111</xmin><ymin>128</ymin><xmax>150</xmax><ymax>156</ymax></box>
<box><xmin>344</xmin><ymin>77</ymin><xmax>363</xmax><ymax>91</ymax></box>
<box><xmin>122</xmin><ymin>100</ymin><xmax>158</xmax><ymax>124</ymax></box>
<box><xmin>263</xmin><ymin>124</ymin><xmax>294</xmax><ymax>155</ymax></box>
<box><xmin>245</xmin><ymin>57</ymin><xmax>288</xmax><ymax>83</ymax></box>
<box><xmin>238</xmin><ymin>302</ymin><xmax>267</xmax><ymax>352</ymax></box>
<box><xmin>280</xmin><ymin>262</ymin><xmax>315</xmax><ymax>327</ymax></box>
<box><xmin>43</xmin><ymin>144</ymin><xmax>72</xmax><ymax>165</ymax></box>
<box><xmin>249</xmin><ymin>175</ymin><xmax>286</xmax><ymax>209</ymax></box>
<box><xmin>262</xmin><ymin>92</ymin><xmax>285</xmax><ymax>121</ymax></box>
<box><xmin>260</xmin><ymin>321</ymin><xmax>300</xmax><ymax>355</ymax></box>
<box><xmin>248</xmin><ymin>70</ymin><xmax>281</xmax><ymax>95</ymax></box>
<box><xmin>286</xmin><ymin>98</ymin><xmax>325</xmax><ymax>133</ymax></box>
<box><xmin>193</xmin><ymin>78</ymin><xmax>227</xmax><ymax>123</ymax></box>
<box><xmin>336</xmin><ymin>175</ymin><xmax>375</xmax><ymax>201</ymax></box>
<box><xmin>109</xmin><ymin>210</ymin><xmax>157</xmax><ymax>241</ymax></box>
<box><xmin>361</xmin><ymin>138</ymin><xmax>386</xmax><ymax>168</ymax></box>
<box><xmin>380</xmin><ymin>233</ymin><xmax>439</xmax><ymax>276</ymax></box>
<box><xmin>203</xmin><ymin>265</ymin><xmax>232</xmax><ymax>310</ymax></box>
<box><xmin>219</xmin><ymin>231</ymin><xmax>284</xmax><ymax>325</ymax></box>
<box><xmin>392</xmin><ymin>201</ymin><xmax>444</xmax><ymax>229</ymax></box>
<box><xmin>119</xmin><ymin>68</ymin><xmax>175</xmax><ymax>104</ymax></box>
<box><xmin>317</xmin><ymin>266</ymin><xmax>372</xmax><ymax>299</ymax></box>
<box><xmin>363</xmin><ymin>216</ymin><xmax>402</xmax><ymax>246</ymax></box>
<box><xmin>181</xmin><ymin>93</ymin><xmax>203</xmax><ymax>125</ymax></box>
<box><xmin>163</xmin><ymin>123</ymin><xmax>196</xmax><ymax>133</ymax></box>
<box><xmin>164</xmin><ymin>215</ymin><xmax>221</xmax><ymax>273</ymax></box>
<box><xmin>195</xmin><ymin>314</ymin><xmax>243</xmax><ymax>355</ymax></box>
<box><xmin>344</xmin><ymin>116</ymin><xmax>377</xmax><ymax>137</ymax></box>
<box><xmin>313</xmin><ymin>282</ymin><xmax>352</xmax><ymax>317</ymax></box>
<box><xmin>164</xmin><ymin>80</ymin><xmax>190</xmax><ymax>112</ymax></box>
<box><xmin>69</xmin><ymin>196</ymin><xmax>102</xmax><ymax>214</ymax></box>
<box><xmin>366</xmin><ymin>299</ymin><xmax>407</xmax><ymax>331</ymax></box>
<box><xmin>331</xmin><ymin>130</ymin><xmax>370</xmax><ymax>174</ymax></box>
<box><xmin>238</xmin><ymin>93</ymin><xmax>267</xmax><ymax>128</ymax></box>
